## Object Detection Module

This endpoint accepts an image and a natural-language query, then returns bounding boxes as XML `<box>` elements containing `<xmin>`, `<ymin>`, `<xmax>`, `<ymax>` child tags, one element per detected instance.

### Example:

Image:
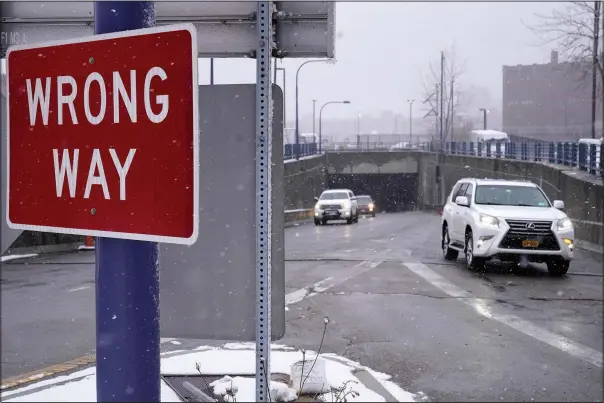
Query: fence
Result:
<box><xmin>428</xmin><ymin>140</ymin><xmax>603</xmax><ymax>177</ymax></box>
<box><xmin>284</xmin><ymin>142</ymin><xmax>317</xmax><ymax>160</ymax></box>
<box><xmin>284</xmin><ymin>140</ymin><xmax>604</xmax><ymax>177</ymax></box>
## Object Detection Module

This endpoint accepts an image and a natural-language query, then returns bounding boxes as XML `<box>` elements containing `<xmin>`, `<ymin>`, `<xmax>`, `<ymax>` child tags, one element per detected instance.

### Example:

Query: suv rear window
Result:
<box><xmin>475</xmin><ymin>185</ymin><xmax>550</xmax><ymax>207</ymax></box>
<box><xmin>320</xmin><ymin>192</ymin><xmax>349</xmax><ymax>200</ymax></box>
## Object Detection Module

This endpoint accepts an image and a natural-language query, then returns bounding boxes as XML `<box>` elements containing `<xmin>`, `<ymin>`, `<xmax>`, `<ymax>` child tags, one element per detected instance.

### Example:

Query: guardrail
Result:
<box><xmin>284</xmin><ymin>209</ymin><xmax>313</xmax><ymax>225</ymax></box>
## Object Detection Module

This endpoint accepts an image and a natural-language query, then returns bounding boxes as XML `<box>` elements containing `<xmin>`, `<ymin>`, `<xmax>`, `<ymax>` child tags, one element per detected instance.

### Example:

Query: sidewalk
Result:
<box><xmin>0</xmin><ymin>342</ymin><xmax>422</xmax><ymax>402</ymax></box>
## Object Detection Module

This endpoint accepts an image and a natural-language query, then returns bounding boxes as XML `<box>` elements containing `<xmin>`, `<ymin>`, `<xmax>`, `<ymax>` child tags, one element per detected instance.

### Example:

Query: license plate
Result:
<box><xmin>326</xmin><ymin>210</ymin><xmax>338</xmax><ymax>216</ymax></box>
<box><xmin>522</xmin><ymin>240</ymin><xmax>540</xmax><ymax>248</ymax></box>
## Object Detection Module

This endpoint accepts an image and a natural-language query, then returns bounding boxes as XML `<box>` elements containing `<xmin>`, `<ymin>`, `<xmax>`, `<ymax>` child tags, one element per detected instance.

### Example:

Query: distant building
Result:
<box><xmin>502</xmin><ymin>50</ymin><xmax>602</xmax><ymax>142</ymax></box>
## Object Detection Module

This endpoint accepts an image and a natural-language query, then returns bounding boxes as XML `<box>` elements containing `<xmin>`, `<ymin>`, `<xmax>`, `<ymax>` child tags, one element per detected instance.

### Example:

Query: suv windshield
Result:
<box><xmin>320</xmin><ymin>192</ymin><xmax>349</xmax><ymax>200</ymax></box>
<box><xmin>475</xmin><ymin>185</ymin><xmax>551</xmax><ymax>207</ymax></box>
<box><xmin>357</xmin><ymin>196</ymin><xmax>372</xmax><ymax>204</ymax></box>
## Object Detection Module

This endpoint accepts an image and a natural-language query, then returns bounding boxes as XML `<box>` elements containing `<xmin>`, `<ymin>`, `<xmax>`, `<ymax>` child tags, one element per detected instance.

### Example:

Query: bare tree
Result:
<box><xmin>420</xmin><ymin>44</ymin><xmax>468</xmax><ymax>143</ymax></box>
<box><xmin>527</xmin><ymin>1</ymin><xmax>603</xmax><ymax>138</ymax></box>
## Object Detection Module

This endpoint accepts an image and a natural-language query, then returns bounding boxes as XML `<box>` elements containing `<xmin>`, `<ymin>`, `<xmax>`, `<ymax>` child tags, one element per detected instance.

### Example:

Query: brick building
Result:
<box><xmin>502</xmin><ymin>51</ymin><xmax>601</xmax><ymax>142</ymax></box>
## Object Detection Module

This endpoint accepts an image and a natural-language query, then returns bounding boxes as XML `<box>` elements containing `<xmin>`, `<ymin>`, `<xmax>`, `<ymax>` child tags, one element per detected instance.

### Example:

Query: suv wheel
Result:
<box><xmin>314</xmin><ymin>219</ymin><xmax>320</xmax><ymax>226</ymax></box>
<box><xmin>547</xmin><ymin>257</ymin><xmax>570</xmax><ymax>276</ymax></box>
<box><xmin>442</xmin><ymin>225</ymin><xmax>459</xmax><ymax>261</ymax></box>
<box><xmin>465</xmin><ymin>230</ymin><xmax>486</xmax><ymax>271</ymax></box>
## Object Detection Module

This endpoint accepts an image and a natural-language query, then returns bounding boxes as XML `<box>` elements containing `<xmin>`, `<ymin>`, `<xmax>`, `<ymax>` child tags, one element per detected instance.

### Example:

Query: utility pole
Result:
<box><xmin>449</xmin><ymin>78</ymin><xmax>454</xmax><ymax>141</ymax></box>
<box><xmin>435</xmin><ymin>83</ymin><xmax>440</xmax><ymax>138</ymax></box>
<box><xmin>440</xmin><ymin>51</ymin><xmax>445</xmax><ymax>144</ymax></box>
<box><xmin>312</xmin><ymin>100</ymin><xmax>317</xmax><ymax>144</ymax></box>
<box><xmin>591</xmin><ymin>0</ymin><xmax>601</xmax><ymax>139</ymax></box>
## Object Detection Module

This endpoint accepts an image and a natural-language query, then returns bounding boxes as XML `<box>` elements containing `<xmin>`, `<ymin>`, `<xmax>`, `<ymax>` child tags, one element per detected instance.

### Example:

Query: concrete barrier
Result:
<box><xmin>284</xmin><ymin>209</ymin><xmax>314</xmax><ymax>226</ymax></box>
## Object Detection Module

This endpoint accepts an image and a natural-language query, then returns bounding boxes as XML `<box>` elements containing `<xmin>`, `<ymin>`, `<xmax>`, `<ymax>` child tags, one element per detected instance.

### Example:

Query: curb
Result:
<box><xmin>0</xmin><ymin>355</ymin><xmax>96</xmax><ymax>391</ymax></box>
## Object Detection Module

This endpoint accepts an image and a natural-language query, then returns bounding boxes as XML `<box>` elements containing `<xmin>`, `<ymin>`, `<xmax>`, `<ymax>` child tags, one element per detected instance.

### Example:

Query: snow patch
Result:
<box><xmin>2</xmin><ymin>344</ymin><xmax>419</xmax><ymax>403</ymax></box>
<box><xmin>0</xmin><ymin>254</ymin><xmax>38</xmax><ymax>263</ymax></box>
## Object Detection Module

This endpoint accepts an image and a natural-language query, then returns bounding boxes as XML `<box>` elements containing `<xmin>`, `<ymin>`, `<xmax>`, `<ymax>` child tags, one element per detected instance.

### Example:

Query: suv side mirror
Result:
<box><xmin>455</xmin><ymin>196</ymin><xmax>469</xmax><ymax>207</ymax></box>
<box><xmin>553</xmin><ymin>200</ymin><xmax>565</xmax><ymax>209</ymax></box>
<box><xmin>314</xmin><ymin>196</ymin><xmax>319</xmax><ymax>202</ymax></box>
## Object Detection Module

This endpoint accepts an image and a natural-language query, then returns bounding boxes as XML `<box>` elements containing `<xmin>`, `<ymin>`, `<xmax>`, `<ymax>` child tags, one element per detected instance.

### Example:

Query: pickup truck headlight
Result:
<box><xmin>479</xmin><ymin>213</ymin><xmax>500</xmax><ymax>228</ymax></box>
<box><xmin>557</xmin><ymin>217</ymin><xmax>573</xmax><ymax>231</ymax></box>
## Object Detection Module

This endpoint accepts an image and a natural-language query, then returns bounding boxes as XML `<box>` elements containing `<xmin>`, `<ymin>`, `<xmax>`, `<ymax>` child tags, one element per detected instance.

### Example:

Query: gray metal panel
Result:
<box><xmin>0</xmin><ymin>78</ymin><xmax>22</xmax><ymax>254</ymax></box>
<box><xmin>0</xmin><ymin>1</ymin><xmax>334</xmax><ymax>58</ymax></box>
<box><xmin>159</xmin><ymin>84</ymin><xmax>284</xmax><ymax>341</ymax></box>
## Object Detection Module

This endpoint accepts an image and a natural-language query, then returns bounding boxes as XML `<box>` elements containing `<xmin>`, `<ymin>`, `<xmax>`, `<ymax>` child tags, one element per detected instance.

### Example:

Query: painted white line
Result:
<box><xmin>285</xmin><ymin>249</ymin><xmax>391</xmax><ymax>306</ymax></box>
<box><xmin>0</xmin><ymin>254</ymin><xmax>38</xmax><ymax>263</ymax></box>
<box><xmin>286</xmin><ymin>277</ymin><xmax>334</xmax><ymax>305</ymax></box>
<box><xmin>404</xmin><ymin>262</ymin><xmax>603</xmax><ymax>368</ymax></box>
<box><xmin>67</xmin><ymin>285</ymin><xmax>91</xmax><ymax>293</ymax></box>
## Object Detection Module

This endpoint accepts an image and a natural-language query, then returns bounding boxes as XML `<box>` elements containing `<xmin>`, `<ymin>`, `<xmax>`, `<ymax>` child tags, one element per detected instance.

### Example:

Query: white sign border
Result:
<box><xmin>5</xmin><ymin>23</ymin><xmax>200</xmax><ymax>246</ymax></box>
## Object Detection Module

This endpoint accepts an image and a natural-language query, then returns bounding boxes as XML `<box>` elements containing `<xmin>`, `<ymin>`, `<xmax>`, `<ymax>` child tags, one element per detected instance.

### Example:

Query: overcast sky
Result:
<box><xmin>204</xmin><ymin>2</ymin><xmax>560</xmax><ymax>122</ymax></box>
<box><xmin>2</xmin><ymin>2</ymin><xmax>561</xmax><ymax>125</ymax></box>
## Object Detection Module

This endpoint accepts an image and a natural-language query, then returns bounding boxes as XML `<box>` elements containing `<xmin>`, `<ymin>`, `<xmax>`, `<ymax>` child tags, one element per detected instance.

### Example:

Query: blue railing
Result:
<box><xmin>419</xmin><ymin>140</ymin><xmax>603</xmax><ymax>177</ymax></box>
<box><xmin>284</xmin><ymin>142</ymin><xmax>318</xmax><ymax>160</ymax></box>
<box><xmin>285</xmin><ymin>140</ymin><xmax>603</xmax><ymax>177</ymax></box>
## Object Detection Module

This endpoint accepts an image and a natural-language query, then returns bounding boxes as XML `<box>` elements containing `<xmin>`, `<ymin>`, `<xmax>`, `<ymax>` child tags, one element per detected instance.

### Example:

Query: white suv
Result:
<box><xmin>441</xmin><ymin>178</ymin><xmax>575</xmax><ymax>276</ymax></box>
<box><xmin>314</xmin><ymin>189</ymin><xmax>359</xmax><ymax>225</ymax></box>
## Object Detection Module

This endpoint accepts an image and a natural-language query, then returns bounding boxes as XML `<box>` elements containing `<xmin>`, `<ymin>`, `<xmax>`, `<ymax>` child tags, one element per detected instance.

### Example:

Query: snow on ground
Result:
<box><xmin>0</xmin><ymin>254</ymin><xmax>38</xmax><ymax>263</ymax></box>
<box><xmin>1</xmin><ymin>344</ymin><xmax>419</xmax><ymax>402</ymax></box>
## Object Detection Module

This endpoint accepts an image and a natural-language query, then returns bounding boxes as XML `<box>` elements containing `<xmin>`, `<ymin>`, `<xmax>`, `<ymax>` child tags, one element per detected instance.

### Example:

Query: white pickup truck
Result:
<box><xmin>441</xmin><ymin>178</ymin><xmax>575</xmax><ymax>276</ymax></box>
<box><xmin>313</xmin><ymin>189</ymin><xmax>359</xmax><ymax>225</ymax></box>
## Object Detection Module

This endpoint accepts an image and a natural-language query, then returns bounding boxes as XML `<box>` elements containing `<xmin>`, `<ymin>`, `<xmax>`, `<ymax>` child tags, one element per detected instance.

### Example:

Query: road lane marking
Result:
<box><xmin>404</xmin><ymin>262</ymin><xmax>603</xmax><ymax>368</ymax></box>
<box><xmin>67</xmin><ymin>285</ymin><xmax>90</xmax><ymax>292</ymax></box>
<box><xmin>285</xmin><ymin>249</ymin><xmax>391</xmax><ymax>306</ymax></box>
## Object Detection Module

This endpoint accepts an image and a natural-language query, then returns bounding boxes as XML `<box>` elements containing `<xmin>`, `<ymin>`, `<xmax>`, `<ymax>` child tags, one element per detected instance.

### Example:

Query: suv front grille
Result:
<box><xmin>322</xmin><ymin>204</ymin><xmax>342</xmax><ymax>210</ymax></box>
<box><xmin>499</xmin><ymin>219</ymin><xmax>560</xmax><ymax>251</ymax></box>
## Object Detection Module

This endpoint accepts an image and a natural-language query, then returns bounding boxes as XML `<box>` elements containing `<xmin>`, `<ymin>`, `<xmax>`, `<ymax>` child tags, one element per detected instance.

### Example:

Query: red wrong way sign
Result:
<box><xmin>6</xmin><ymin>24</ymin><xmax>199</xmax><ymax>245</ymax></box>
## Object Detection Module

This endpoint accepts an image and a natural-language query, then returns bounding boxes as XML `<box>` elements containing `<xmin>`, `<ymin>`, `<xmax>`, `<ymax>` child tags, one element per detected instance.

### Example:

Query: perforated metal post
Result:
<box><xmin>255</xmin><ymin>2</ymin><xmax>273</xmax><ymax>401</ymax></box>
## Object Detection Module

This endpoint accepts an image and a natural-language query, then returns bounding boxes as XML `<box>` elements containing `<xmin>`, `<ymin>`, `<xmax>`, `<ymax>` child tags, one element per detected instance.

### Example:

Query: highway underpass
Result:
<box><xmin>2</xmin><ymin>211</ymin><xmax>602</xmax><ymax>401</ymax></box>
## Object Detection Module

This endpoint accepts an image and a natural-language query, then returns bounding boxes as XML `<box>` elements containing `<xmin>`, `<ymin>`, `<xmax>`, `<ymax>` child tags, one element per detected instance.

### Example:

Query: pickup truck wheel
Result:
<box><xmin>442</xmin><ymin>225</ymin><xmax>459</xmax><ymax>261</ymax></box>
<box><xmin>547</xmin><ymin>257</ymin><xmax>570</xmax><ymax>276</ymax></box>
<box><xmin>465</xmin><ymin>231</ymin><xmax>486</xmax><ymax>271</ymax></box>
<box><xmin>346</xmin><ymin>217</ymin><xmax>353</xmax><ymax>225</ymax></box>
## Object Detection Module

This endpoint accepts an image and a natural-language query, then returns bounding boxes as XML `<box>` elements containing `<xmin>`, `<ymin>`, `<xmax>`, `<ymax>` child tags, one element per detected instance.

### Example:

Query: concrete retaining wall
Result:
<box><xmin>284</xmin><ymin>155</ymin><xmax>327</xmax><ymax>210</ymax></box>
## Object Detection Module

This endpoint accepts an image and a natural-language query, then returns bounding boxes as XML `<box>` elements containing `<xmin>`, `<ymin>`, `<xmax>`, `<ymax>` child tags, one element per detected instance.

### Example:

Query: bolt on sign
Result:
<box><xmin>6</xmin><ymin>24</ymin><xmax>199</xmax><ymax>245</ymax></box>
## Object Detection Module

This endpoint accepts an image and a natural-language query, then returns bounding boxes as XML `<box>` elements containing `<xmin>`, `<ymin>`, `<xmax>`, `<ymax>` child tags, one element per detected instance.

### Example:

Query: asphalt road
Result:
<box><xmin>1</xmin><ymin>211</ymin><xmax>602</xmax><ymax>401</ymax></box>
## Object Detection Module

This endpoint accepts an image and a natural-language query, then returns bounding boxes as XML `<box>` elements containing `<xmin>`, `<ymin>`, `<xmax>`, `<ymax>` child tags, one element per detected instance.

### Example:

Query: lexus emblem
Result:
<box><xmin>526</xmin><ymin>222</ymin><xmax>536</xmax><ymax>230</ymax></box>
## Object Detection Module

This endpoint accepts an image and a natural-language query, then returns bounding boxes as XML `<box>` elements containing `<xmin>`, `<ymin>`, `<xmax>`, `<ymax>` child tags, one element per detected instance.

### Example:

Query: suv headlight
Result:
<box><xmin>557</xmin><ymin>217</ymin><xmax>573</xmax><ymax>231</ymax></box>
<box><xmin>314</xmin><ymin>203</ymin><xmax>321</xmax><ymax>211</ymax></box>
<box><xmin>479</xmin><ymin>213</ymin><xmax>500</xmax><ymax>228</ymax></box>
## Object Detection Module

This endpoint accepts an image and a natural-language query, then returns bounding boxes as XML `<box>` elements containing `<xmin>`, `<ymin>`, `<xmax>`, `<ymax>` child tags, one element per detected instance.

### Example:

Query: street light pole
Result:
<box><xmin>312</xmin><ymin>100</ymin><xmax>317</xmax><ymax>144</ymax></box>
<box><xmin>276</xmin><ymin>67</ymin><xmax>286</xmax><ymax>131</ymax></box>
<box><xmin>357</xmin><ymin>113</ymin><xmax>361</xmax><ymax>148</ymax></box>
<box><xmin>479</xmin><ymin>108</ymin><xmax>488</xmax><ymax>130</ymax></box>
<box><xmin>407</xmin><ymin>100</ymin><xmax>414</xmax><ymax>146</ymax></box>
<box><xmin>295</xmin><ymin>59</ymin><xmax>328</xmax><ymax>160</ymax></box>
<box><xmin>319</xmin><ymin>100</ymin><xmax>351</xmax><ymax>154</ymax></box>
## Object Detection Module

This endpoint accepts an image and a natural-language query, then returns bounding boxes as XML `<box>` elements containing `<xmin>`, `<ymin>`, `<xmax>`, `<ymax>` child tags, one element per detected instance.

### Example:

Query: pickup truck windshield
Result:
<box><xmin>475</xmin><ymin>185</ymin><xmax>551</xmax><ymax>207</ymax></box>
<box><xmin>320</xmin><ymin>192</ymin><xmax>349</xmax><ymax>200</ymax></box>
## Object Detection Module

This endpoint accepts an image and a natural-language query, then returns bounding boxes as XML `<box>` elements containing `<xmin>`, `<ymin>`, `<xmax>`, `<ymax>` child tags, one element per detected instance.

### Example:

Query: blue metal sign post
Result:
<box><xmin>94</xmin><ymin>2</ymin><xmax>161</xmax><ymax>402</ymax></box>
